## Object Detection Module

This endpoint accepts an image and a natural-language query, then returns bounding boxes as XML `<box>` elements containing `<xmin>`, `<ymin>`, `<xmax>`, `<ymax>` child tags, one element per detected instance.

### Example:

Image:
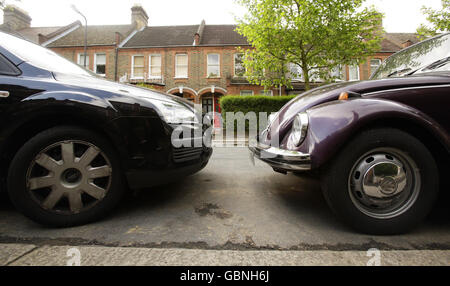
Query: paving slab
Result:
<box><xmin>8</xmin><ymin>245</ymin><xmax>450</xmax><ymax>266</ymax></box>
<box><xmin>0</xmin><ymin>244</ymin><xmax>36</xmax><ymax>265</ymax></box>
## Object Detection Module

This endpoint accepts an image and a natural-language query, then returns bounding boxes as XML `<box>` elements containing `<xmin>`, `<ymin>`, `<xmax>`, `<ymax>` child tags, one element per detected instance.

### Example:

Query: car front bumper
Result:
<box><xmin>249</xmin><ymin>141</ymin><xmax>311</xmax><ymax>172</ymax></box>
<box><xmin>126</xmin><ymin>147</ymin><xmax>212</xmax><ymax>189</ymax></box>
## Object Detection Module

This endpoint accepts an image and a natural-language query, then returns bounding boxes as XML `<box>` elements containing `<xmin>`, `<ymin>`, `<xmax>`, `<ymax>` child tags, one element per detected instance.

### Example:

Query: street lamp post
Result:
<box><xmin>71</xmin><ymin>4</ymin><xmax>87</xmax><ymax>69</ymax></box>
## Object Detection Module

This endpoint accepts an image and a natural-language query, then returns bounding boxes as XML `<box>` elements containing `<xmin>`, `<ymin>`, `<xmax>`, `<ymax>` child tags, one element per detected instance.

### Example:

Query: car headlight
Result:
<box><xmin>151</xmin><ymin>100</ymin><xmax>198</xmax><ymax>124</ymax></box>
<box><xmin>288</xmin><ymin>112</ymin><xmax>309</xmax><ymax>148</ymax></box>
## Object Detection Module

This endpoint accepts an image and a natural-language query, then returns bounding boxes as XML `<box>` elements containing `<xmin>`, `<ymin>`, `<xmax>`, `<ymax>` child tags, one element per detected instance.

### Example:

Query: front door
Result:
<box><xmin>213</xmin><ymin>95</ymin><xmax>222</xmax><ymax>129</ymax></box>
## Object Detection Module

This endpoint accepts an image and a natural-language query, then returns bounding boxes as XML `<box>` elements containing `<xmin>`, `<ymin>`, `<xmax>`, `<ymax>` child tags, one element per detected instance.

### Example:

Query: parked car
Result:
<box><xmin>0</xmin><ymin>31</ymin><xmax>212</xmax><ymax>227</ymax></box>
<box><xmin>250</xmin><ymin>33</ymin><xmax>450</xmax><ymax>234</ymax></box>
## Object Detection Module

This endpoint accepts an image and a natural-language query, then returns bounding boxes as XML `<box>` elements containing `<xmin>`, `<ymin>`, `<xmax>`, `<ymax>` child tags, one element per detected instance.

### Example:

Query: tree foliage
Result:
<box><xmin>0</xmin><ymin>0</ymin><xmax>21</xmax><ymax>10</ymax></box>
<box><xmin>417</xmin><ymin>0</ymin><xmax>450</xmax><ymax>40</ymax></box>
<box><xmin>236</xmin><ymin>0</ymin><xmax>383</xmax><ymax>90</ymax></box>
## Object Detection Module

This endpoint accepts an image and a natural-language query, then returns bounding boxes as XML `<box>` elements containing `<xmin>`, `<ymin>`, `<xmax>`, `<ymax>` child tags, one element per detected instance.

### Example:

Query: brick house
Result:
<box><xmin>1</xmin><ymin>4</ymin><xmax>420</xmax><ymax>110</ymax></box>
<box><xmin>117</xmin><ymin>19</ymin><xmax>265</xmax><ymax>114</ymax></box>
<box><xmin>0</xmin><ymin>5</ymin><xmax>80</xmax><ymax>45</ymax></box>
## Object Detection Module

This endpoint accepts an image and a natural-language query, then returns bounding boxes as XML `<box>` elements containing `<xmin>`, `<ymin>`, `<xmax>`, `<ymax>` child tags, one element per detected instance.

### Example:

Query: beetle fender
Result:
<box><xmin>304</xmin><ymin>98</ymin><xmax>450</xmax><ymax>169</ymax></box>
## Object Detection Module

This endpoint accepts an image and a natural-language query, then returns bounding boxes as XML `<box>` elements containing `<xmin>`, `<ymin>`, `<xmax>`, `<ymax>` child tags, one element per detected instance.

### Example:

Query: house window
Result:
<box><xmin>234</xmin><ymin>53</ymin><xmax>245</xmax><ymax>77</ymax></box>
<box><xmin>348</xmin><ymin>65</ymin><xmax>360</xmax><ymax>81</ymax></box>
<box><xmin>175</xmin><ymin>54</ymin><xmax>188</xmax><ymax>78</ymax></box>
<box><xmin>331</xmin><ymin>65</ymin><xmax>343</xmax><ymax>80</ymax></box>
<box><xmin>370</xmin><ymin>59</ymin><xmax>382</xmax><ymax>76</ymax></box>
<box><xmin>77</xmin><ymin>53</ymin><xmax>89</xmax><ymax>69</ymax></box>
<box><xmin>260</xmin><ymin>90</ymin><xmax>273</xmax><ymax>96</ymax></box>
<box><xmin>149</xmin><ymin>54</ymin><xmax>162</xmax><ymax>78</ymax></box>
<box><xmin>207</xmin><ymin>54</ymin><xmax>220</xmax><ymax>78</ymax></box>
<box><xmin>94</xmin><ymin>53</ymin><xmax>106</xmax><ymax>76</ymax></box>
<box><xmin>132</xmin><ymin>55</ymin><xmax>145</xmax><ymax>79</ymax></box>
<box><xmin>240</xmin><ymin>90</ymin><xmax>254</xmax><ymax>96</ymax></box>
<box><xmin>202</xmin><ymin>98</ymin><xmax>213</xmax><ymax>114</ymax></box>
<box><xmin>289</xmin><ymin>63</ymin><xmax>303</xmax><ymax>81</ymax></box>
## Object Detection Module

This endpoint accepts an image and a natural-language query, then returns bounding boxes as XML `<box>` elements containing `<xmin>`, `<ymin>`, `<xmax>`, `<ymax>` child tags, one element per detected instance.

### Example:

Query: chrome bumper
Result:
<box><xmin>248</xmin><ymin>141</ymin><xmax>311</xmax><ymax>171</ymax></box>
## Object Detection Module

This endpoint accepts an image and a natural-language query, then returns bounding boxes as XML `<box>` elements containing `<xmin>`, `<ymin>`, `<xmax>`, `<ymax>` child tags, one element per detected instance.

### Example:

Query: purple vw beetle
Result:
<box><xmin>250</xmin><ymin>33</ymin><xmax>450</xmax><ymax>234</ymax></box>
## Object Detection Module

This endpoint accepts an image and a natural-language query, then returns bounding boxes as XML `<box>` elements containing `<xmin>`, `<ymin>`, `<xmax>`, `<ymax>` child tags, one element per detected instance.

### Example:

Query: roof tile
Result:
<box><xmin>47</xmin><ymin>24</ymin><xmax>135</xmax><ymax>47</ymax></box>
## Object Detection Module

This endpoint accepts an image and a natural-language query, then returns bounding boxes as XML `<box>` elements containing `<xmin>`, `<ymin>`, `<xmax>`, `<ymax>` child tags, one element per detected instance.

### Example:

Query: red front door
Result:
<box><xmin>214</xmin><ymin>96</ymin><xmax>222</xmax><ymax>128</ymax></box>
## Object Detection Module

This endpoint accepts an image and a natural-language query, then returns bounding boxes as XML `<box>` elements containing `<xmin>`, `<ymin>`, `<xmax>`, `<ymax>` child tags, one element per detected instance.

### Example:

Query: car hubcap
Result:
<box><xmin>26</xmin><ymin>140</ymin><xmax>112</xmax><ymax>214</ymax></box>
<box><xmin>348</xmin><ymin>148</ymin><xmax>420</xmax><ymax>219</ymax></box>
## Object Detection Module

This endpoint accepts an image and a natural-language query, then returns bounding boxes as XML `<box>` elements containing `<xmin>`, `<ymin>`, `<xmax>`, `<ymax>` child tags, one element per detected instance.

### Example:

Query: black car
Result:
<box><xmin>0</xmin><ymin>31</ymin><xmax>212</xmax><ymax>227</ymax></box>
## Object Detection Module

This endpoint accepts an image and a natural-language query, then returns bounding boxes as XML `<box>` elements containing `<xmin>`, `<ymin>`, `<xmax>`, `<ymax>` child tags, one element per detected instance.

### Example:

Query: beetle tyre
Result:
<box><xmin>321</xmin><ymin>128</ymin><xmax>439</xmax><ymax>234</ymax></box>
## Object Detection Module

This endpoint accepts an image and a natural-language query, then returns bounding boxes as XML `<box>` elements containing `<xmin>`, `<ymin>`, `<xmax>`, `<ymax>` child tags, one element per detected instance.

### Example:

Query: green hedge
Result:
<box><xmin>219</xmin><ymin>95</ymin><xmax>296</xmax><ymax>131</ymax></box>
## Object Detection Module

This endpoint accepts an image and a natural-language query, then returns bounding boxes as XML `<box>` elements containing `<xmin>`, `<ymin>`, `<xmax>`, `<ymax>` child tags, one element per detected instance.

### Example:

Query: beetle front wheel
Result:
<box><xmin>321</xmin><ymin>128</ymin><xmax>439</xmax><ymax>234</ymax></box>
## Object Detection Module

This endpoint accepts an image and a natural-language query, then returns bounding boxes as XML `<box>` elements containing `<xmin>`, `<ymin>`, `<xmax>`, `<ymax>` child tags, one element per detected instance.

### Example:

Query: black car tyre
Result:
<box><xmin>321</xmin><ymin>128</ymin><xmax>438</xmax><ymax>235</ymax></box>
<box><xmin>8</xmin><ymin>126</ymin><xmax>125</xmax><ymax>227</ymax></box>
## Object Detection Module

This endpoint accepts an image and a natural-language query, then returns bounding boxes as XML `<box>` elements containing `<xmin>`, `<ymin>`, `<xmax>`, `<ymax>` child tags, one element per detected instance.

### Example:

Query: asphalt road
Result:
<box><xmin>0</xmin><ymin>147</ymin><xmax>449</xmax><ymax>251</ymax></box>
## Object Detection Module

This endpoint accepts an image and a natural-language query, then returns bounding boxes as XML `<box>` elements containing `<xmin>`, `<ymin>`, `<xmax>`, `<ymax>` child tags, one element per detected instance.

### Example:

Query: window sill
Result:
<box><xmin>174</xmin><ymin>77</ymin><xmax>189</xmax><ymax>80</ymax></box>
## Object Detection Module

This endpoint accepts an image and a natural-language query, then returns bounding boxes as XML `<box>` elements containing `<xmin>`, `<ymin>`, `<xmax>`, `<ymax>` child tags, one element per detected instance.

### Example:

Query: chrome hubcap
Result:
<box><xmin>349</xmin><ymin>148</ymin><xmax>420</xmax><ymax>219</ymax></box>
<box><xmin>26</xmin><ymin>140</ymin><xmax>112</xmax><ymax>214</ymax></box>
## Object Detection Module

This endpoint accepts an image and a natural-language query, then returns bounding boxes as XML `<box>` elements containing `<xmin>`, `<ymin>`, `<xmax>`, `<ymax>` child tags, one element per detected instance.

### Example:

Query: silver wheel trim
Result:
<box><xmin>26</xmin><ymin>140</ymin><xmax>112</xmax><ymax>214</ymax></box>
<box><xmin>348</xmin><ymin>147</ymin><xmax>421</xmax><ymax>220</ymax></box>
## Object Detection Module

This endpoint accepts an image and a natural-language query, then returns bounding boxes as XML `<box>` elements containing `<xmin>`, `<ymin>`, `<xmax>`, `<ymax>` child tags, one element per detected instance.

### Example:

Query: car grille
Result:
<box><xmin>173</xmin><ymin>147</ymin><xmax>203</xmax><ymax>163</ymax></box>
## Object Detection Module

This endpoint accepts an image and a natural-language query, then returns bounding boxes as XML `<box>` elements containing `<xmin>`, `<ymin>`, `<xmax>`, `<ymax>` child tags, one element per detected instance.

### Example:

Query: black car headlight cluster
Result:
<box><xmin>150</xmin><ymin>99</ymin><xmax>199</xmax><ymax>124</ymax></box>
<box><xmin>288</xmin><ymin>112</ymin><xmax>309</xmax><ymax>148</ymax></box>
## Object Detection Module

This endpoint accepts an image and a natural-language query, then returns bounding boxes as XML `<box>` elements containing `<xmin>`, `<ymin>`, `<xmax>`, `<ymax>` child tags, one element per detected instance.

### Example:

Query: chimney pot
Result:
<box><xmin>402</xmin><ymin>40</ymin><xmax>413</xmax><ymax>48</ymax></box>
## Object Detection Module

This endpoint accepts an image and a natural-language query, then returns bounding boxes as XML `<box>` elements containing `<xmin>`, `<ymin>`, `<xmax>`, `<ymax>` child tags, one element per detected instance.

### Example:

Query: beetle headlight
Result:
<box><xmin>288</xmin><ymin>112</ymin><xmax>309</xmax><ymax>148</ymax></box>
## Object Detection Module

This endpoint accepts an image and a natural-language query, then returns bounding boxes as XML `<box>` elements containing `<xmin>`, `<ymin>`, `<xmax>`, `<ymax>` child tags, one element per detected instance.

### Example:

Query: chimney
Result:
<box><xmin>402</xmin><ymin>40</ymin><xmax>413</xmax><ymax>48</ymax></box>
<box><xmin>115</xmin><ymin>32</ymin><xmax>122</xmax><ymax>46</ymax></box>
<box><xmin>131</xmin><ymin>5</ymin><xmax>148</xmax><ymax>29</ymax></box>
<box><xmin>38</xmin><ymin>34</ymin><xmax>49</xmax><ymax>45</ymax></box>
<box><xmin>194</xmin><ymin>20</ymin><xmax>205</xmax><ymax>46</ymax></box>
<box><xmin>3</xmin><ymin>5</ymin><xmax>32</xmax><ymax>30</ymax></box>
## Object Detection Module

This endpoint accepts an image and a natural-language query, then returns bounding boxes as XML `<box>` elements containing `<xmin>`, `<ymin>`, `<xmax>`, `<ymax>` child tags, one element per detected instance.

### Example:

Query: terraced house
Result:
<box><xmin>1</xmin><ymin>4</ymin><xmax>420</xmax><ymax>113</ymax></box>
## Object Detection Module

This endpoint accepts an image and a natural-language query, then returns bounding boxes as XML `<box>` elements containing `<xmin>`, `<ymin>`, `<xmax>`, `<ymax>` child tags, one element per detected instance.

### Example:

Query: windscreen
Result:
<box><xmin>371</xmin><ymin>33</ymin><xmax>450</xmax><ymax>79</ymax></box>
<box><xmin>0</xmin><ymin>31</ymin><xmax>93</xmax><ymax>76</ymax></box>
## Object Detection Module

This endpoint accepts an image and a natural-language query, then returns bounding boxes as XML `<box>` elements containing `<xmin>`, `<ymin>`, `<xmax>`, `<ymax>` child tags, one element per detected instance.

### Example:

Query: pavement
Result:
<box><xmin>0</xmin><ymin>147</ymin><xmax>449</xmax><ymax>266</ymax></box>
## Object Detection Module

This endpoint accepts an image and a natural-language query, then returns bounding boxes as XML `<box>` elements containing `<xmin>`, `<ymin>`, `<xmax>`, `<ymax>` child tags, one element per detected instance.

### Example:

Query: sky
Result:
<box><xmin>0</xmin><ymin>0</ymin><xmax>444</xmax><ymax>33</ymax></box>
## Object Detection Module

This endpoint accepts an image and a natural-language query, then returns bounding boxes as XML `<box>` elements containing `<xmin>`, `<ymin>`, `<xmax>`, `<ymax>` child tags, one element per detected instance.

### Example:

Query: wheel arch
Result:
<box><xmin>307</xmin><ymin>99</ymin><xmax>449</xmax><ymax>182</ymax></box>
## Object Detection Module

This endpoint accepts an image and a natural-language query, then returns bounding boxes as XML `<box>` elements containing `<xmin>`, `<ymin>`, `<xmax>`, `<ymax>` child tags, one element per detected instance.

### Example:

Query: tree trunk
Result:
<box><xmin>302</xmin><ymin>66</ymin><xmax>310</xmax><ymax>91</ymax></box>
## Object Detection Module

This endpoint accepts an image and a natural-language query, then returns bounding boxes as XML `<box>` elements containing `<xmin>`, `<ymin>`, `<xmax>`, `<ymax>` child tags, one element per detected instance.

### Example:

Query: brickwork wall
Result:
<box><xmin>50</xmin><ymin>46</ymin><xmax>117</xmax><ymax>79</ymax></box>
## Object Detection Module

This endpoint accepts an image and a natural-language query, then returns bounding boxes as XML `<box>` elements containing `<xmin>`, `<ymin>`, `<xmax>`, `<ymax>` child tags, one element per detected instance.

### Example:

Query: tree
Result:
<box><xmin>1</xmin><ymin>0</ymin><xmax>21</xmax><ymax>10</ymax></box>
<box><xmin>417</xmin><ymin>0</ymin><xmax>450</xmax><ymax>40</ymax></box>
<box><xmin>236</xmin><ymin>0</ymin><xmax>383</xmax><ymax>91</ymax></box>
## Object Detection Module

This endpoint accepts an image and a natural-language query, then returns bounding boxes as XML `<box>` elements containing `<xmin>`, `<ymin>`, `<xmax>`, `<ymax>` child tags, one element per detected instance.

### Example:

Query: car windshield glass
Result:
<box><xmin>0</xmin><ymin>32</ymin><xmax>93</xmax><ymax>77</ymax></box>
<box><xmin>371</xmin><ymin>33</ymin><xmax>450</xmax><ymax>80</ymax></box>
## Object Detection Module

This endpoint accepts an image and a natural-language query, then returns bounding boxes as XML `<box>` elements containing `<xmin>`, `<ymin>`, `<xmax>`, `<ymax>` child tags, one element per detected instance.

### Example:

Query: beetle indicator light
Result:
<box><xmin>339</xmin><ymin>92</ymin><xmax>349</xmax><ymax>100</ymax></box>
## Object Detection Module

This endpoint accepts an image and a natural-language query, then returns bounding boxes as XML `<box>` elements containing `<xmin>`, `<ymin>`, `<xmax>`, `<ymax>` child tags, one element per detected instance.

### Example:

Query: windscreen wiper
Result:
<box><xmin>422</xmin><ymin>57</ymin><xmax>450</xmax><ymax>71</ymax></box>
<box><xmin>387</xmin><ymin>68</ymin><xmax>412</xmax><ymax>78</ymax></box>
